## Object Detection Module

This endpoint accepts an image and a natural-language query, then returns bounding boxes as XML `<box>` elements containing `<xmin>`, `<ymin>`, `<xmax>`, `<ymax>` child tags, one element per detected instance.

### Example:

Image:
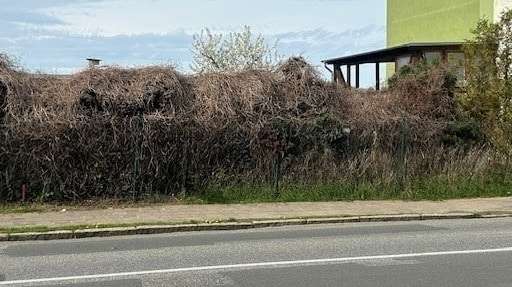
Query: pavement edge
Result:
<box><xmin>1</xmin><ymin>213</ymin><xmax>511</xmax><ymax>242</ymax></box>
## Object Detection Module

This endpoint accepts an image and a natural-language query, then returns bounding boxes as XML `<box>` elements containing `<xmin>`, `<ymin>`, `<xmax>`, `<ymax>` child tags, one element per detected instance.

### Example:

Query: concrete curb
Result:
<box><xmin>1</xmin><ymin>213</ymin><xmax>511</xmax><ymax>242</ymax></box>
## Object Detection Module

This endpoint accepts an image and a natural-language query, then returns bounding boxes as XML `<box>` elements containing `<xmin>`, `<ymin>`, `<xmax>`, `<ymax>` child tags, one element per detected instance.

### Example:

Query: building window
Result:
<box><xmin>447</xmin><ymin>52</ymin><xmax>465</xmax><ymax>82</ymax></box>
<box><xmin>396</xmin><ymin>55</ymin><xmax>411</xmax><ymax>71</ymax></box>
<box><xmin>424</xmin><ymin>52</ymin><xmax>442</xmax><ymax>65</ymax></box>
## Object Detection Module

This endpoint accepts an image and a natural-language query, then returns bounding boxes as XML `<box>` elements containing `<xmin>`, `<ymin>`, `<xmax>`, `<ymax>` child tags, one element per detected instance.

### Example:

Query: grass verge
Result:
<box><xmin>0</xmin><ymin>221</ymin><xmax>190</xmax><ymax>234</ymax></box>
<box><xmin>1</xmin><ymin>175</ymin><xmax>512</xmax><ymax>214</ymax></box>
<box><xmin>189</xmin><ymin>175</ymin><xmax>512</xmax><ymax>204</ymax></box>
<box><xmin>0</xmin><ymin>216</ymin><xmax>337</xmax><ymax>234</ymax></box>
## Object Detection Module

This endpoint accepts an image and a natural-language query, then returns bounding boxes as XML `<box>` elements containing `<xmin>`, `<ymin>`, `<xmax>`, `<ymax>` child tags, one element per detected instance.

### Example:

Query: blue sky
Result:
<box><xmin>0</xmin><ymin>0</ymin><xmax>386</xmax><ymax>76</ymax></box>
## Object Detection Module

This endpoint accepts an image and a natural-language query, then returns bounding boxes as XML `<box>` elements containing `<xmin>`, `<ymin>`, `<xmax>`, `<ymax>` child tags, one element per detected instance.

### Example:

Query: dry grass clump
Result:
<box><xmin>389</xmin><ymin>65</ymin><xmax>456</xmax><ymax>120</ymax></box>
<box><xmin>1</xmin><ymin>75</ymin><xmax>73</xmax><ymax>136</ymax></box>
<box><xmin>0</xmin><ymin>54</ymin><xmax>76</xmax><ymax>132</ymax></box>
<box><xmin>0</xmin><ymin>76</ymin><xmax>6</xmax><ymax>121</ymax></box>
<box><xmin>1</xmin><ymin>63</ymin><xmax>189</xmax><ymax>134</ymax></box>
<box><xmin>0</xmin><ymin>55</ymin><xmax>32</xmax><ymax>121</ymax></box>
<box><xmin>343</xmin><ymin>91</ymin><xmax>445</xmax><ymax>149</ymax></box>
<box><xmin>275</xmin><ymin>57</ymin><xmax>342</xmax><ymax>118</ymax></box>
<box><xmin>343</xmin><ymin>65</ymin><xmax>457</xmax><ymax>149</ymax></box>
<box><xmin>193</xmin><ymin>57</ymin><xmax>341</xmax><ymax>129</ymax></box>
<box><xmin>192</xmin><ymin>70</ymin><xmax>277</xmax><ymax>128</ymax></box>
<box><xmin>70</xmin><ymin>66</ymin><xmax>188</xmax><ymax>116</ymax></box>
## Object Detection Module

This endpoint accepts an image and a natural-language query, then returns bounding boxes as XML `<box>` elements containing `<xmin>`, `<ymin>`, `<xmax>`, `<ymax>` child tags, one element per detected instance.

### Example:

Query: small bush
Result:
<box><xmin>442</xmin><ymin>119</ymin><xmax>483</xmax><ymax>146</ymax></box>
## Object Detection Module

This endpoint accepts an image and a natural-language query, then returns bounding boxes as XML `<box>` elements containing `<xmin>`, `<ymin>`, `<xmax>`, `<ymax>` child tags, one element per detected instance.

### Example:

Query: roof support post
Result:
<box><xmin>441</xmin><ymin>50</ymin><xmax>448</xmax><ymax>64</ymax></box>
<box><xmin>375</xmin><ymin>62</ymin><xmax>380</xmax><ymax>91</ymax></box>
<box><xmin>333</xmin><ymin>64</ymin><xmax>346</xmax><ymax>86</ymax></box>
<box><xmin>347</xmin><ymin>65</ymin><xmax>352</xmax><ymax>88</ymax></box>
<box><xmin>355</xmin><ymin>64</ymin><xmax>360</xmax><ymax>89</ymax></box>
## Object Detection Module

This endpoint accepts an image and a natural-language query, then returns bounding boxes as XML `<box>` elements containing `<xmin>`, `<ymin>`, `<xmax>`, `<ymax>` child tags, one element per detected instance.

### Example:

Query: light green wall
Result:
<box><xmin>480</xmin><ymin>0</ymin><xmax>495</xmax><ymax>21</ymax></box>
<box><xmin>387</xmin><ymin>0</ymin><xmax>494</xmax><ymax>47</ymax></box>
<box><xmin>386</xmin><ymin>0</ymin><xmax>495</xmax><ymax>79</ymax></box>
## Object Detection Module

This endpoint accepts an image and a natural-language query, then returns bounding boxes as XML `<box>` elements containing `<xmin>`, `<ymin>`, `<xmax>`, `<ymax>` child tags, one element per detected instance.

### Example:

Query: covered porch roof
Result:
<box><xmin>322</xmin><ymin>42</ymin><xmax>463</xmax><ymax>66</ymax></box>
<box><xmin>322</xmin><ymin>42</ymin><xmax>464</xmax><ymax>90</ymax></box>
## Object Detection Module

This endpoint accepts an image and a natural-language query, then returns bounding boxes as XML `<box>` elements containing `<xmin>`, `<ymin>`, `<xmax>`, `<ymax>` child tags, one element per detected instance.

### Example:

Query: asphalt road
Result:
<box><xmin>1</xmin><ymin>218</ymin><xmax>512</xmax><ymax>286</ymax></box>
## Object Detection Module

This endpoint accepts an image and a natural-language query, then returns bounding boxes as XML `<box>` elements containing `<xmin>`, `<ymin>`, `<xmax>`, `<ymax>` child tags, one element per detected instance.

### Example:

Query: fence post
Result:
<box><xmin>21</xmin><ymin>184</ymin><xmax>27</xmax><ymax>202</ymax></box>
<box><xmin>180</xmin><ymin>135</ymin><xmax>190</xmax><ymax>197</ymax></box>
<box><xmin>396</xmin><ymin>118</ymin><xmax>409</xmax><ymax>191</ymax></box>
<box><xmin>132</xmin><ymin>112</ymin><xmax>144</xmax><ymax>200</ymax></box>
<box><xmin>271</xmin><ymin>154</ymin><xmax>281</xmax><ymax>198</ymax></box>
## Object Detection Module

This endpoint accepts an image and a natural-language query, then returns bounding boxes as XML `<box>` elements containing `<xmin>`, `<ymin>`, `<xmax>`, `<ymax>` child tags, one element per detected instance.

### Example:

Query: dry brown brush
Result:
<box><xmin>0</xmin><ymin>55</ymin><xmax>499</xmax><ymax>202</ymax></box>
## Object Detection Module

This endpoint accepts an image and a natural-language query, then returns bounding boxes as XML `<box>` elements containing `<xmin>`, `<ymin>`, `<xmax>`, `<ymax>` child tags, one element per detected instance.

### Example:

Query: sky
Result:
<box><xmin>0</xmin><ymin>0</ymin><xmax>386</xmax><ymax>79</ymax></box>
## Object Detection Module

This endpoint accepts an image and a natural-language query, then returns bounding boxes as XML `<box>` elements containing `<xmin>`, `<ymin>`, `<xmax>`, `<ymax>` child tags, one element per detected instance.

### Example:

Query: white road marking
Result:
<box><xmin>2</xmin><ymin>247</ymin><xmax>512</xmax><ymax>285</ymax></box>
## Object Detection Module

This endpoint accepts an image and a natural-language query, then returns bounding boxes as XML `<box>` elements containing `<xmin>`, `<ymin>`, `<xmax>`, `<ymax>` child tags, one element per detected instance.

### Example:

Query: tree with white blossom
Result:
<box><xmin>191</xmin><ymin>26</ymin><xmax>278</xmax><ymax>73</ymax></box>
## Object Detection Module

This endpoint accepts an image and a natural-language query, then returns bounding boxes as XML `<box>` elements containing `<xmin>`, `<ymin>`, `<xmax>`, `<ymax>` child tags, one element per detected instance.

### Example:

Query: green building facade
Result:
<box><xmin>324</xmin><ymin>0</ymin><xmax>512</xmax><ymax>87</ymax></box>
<box><xmin>387</xmin><ymin>0</ymin><xmax>497</xmax><ymax>47</ymax></box>
<box><xmin>386</xmin><ymin>0</ymin><xmax>512</xmax><ymax>77</ymax></box>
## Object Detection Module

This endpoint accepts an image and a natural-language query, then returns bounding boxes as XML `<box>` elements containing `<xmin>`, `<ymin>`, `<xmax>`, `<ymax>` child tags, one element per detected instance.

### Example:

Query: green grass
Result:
<box><xmin>0</xmin><ymin>221</ymin><xmax>186</xmax><ymax>234</ymax></box>
<box><xmin>0</xmin><ymin>217</ymin><xmax>307</xmax><ymax>234</ymax></box>
<box><xmin>0</xmin><ymin>204</ymin><xmax>48</xmax><ymax>214</ymax></box>
<box><xmin>188</xmin><ymin>175</ymin><xmax>512</xmax><ymax>204</ymax></box>
<box><xmin>2</xmin><ymin>174</ymin><xmax>512</xmax><ymax>214</ymax></box>
<box><xmin>0</xmin><ymin>197</ymin><xmax>186</xmax><ymax>215</ymax></box>
<box><xmin>1</xmin><ymin>174</ymin><xmax>511</xmax><ymax>234</ymax></box>
<box><xmin>0</xmin><ymin>224</ymin><xmax>114</xmax><ymax>234</ymax></box>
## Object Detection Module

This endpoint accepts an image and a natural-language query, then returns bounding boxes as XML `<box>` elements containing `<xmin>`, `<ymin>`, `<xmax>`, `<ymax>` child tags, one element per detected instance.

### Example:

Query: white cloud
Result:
<box><xmin>40</xmin><ymin>0</ymin><xmax>384</xmax><ymax>36</ymax></box>
<box><xmin>0</xmin><ymin>0</ymin><xmax>386</xmax><ymax>75</ymax></box>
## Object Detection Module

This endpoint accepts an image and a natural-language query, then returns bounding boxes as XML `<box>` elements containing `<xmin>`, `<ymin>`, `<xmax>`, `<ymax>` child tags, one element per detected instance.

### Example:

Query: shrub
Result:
<box><xmin>460</xmin><ymin>9</ymin><xmax>512</xmax><ymax>151</ymax></box>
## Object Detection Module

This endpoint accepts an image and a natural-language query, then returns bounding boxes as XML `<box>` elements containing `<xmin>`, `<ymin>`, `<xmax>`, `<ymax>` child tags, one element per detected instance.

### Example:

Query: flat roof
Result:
<box><xmin>322</xmin><ymin>42</ymin><xmax>463</xmax><ymax>65</ymax></box>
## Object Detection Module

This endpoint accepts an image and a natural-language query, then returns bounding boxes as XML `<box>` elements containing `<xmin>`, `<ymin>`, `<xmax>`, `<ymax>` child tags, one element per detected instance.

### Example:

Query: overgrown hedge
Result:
<box><xmin>0</xmin><ymin>56</ymin><xmax>502</xmax><ymax>202</ymax></box>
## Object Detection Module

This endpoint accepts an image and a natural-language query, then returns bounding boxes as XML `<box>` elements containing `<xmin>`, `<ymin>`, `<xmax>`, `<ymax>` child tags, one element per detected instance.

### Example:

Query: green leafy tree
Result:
<box><xmin>461</xmin><ymin>9</ymin><xmax>512</xmax><ymax>150</ymax></box>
